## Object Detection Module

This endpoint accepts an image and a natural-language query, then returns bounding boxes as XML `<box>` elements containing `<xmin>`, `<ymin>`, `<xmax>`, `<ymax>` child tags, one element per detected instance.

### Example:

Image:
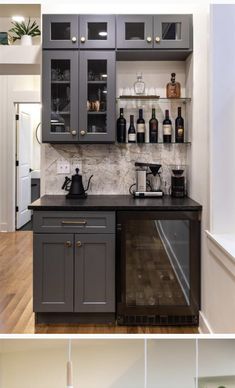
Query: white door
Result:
<box><xmin>16</xmin><ymin>110</ymin><xmax>31</xmax><ymax>229</ymax></box>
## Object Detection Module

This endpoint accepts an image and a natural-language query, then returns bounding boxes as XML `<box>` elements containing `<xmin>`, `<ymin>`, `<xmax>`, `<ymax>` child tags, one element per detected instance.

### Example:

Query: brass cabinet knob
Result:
<box><xmin>71</xmin><ymin>36</ymin><xmax>77</xmax><ymax>43</ymax></box>
<box><xmin>80</xmin><ymin>130</ymin><xmax>86</xmax><ymax>136</ymax></box>
<box><xmin>146</xmin><ymin>36</ymin><xmax>152</xmax><ymax>43</ymax></box>
<box><xmin>80</xmin><ymin>36</ymin><xmax>86</xmax><ymax>43</ymax></box>
<box><xmin>155</xmin><ymin>36</ymin><xmax>161</xmax><ymax>43</ymax></box>
<box><xmin>71</xmin><ymin>130</ymin><xmax>77</xmax><ymax>136</ymax></box>
<box><xmin>76</xmin><ymin>241</ymin><xmax>82</xmax><ymax>247</ymax></box>
<box><xmin>65</xmin><ymin>241</ymin><xmax>72</xmax><ymax>248</ymax></box>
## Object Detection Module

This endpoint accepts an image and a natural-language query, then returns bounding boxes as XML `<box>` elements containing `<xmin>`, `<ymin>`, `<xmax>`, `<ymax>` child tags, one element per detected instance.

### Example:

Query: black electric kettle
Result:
<box><xmin>62</xmin><ymin>168</ymin><xmax>93</xmax><ymax>199</ymax></box>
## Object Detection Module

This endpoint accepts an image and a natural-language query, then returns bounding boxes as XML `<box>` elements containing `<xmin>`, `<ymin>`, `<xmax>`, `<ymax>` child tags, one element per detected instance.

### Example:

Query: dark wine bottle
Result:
<box><xmin>149</xmin><ymin>108</ymin><xmax>158</xmax><ymax>143</ymax></box>
<box><xmin>163</xmin><ymin>109</ymin><xmax>172</xmax><ymax>143</ymax></box>
<box><xmin>117</xmin><ymin>108</ymin><xmax>126</xmax><ymax>143</ymax></box>
<box><xmin>137</xmin><ymin>109</ymin><xmax>145</xmax><ymax>143</ymax></box>
<box><xmin>128</xmin><ymin>115</ymin><xmax>136</xmax><ymax>143</ymax></box>
<box><xmin>175</xmin><ymin>107</ymin><xmax>184</xmax><ymax>143</ymax></box>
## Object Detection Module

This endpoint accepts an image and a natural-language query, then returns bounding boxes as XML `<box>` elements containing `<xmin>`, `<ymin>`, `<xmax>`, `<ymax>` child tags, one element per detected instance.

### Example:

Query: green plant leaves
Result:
<box><xmin>8</xmin><ymin>17</ymin><xmax>41</xmax><ymax>41</ymax></box>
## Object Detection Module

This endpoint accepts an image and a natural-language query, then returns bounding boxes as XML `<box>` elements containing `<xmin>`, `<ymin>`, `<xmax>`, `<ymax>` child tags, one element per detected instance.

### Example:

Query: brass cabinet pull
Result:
<box><xmin>155</xmin><ymin>36</ymin><xmax>161</xmax><ymax>43</ymax></box>
<box><xmin>65</xmin><ymin>241</ymin><xmax>72</xmax><ymax>248</ymax></box>
<box><xmin>76</xmin><ymin>241</ymin><xmax>82</xmax><ymax>247</ymax></box>
<box><xmin>80</xmin><ymin>36</ymin><xmax>86</xmax><ymax>43</ymax></box>
<box><xmin>80</xmin><ymin>130</ymin><xmax>86</xmax><ymax>136</ymax></box>
<box><xmin>71</xmin><ymin>36</ymin><xmax>77</xmax><ymax>43</ymax></box>
<box><xmin>146</xmin><ymin>36</ymin><xmax>152</xmax><ymax>43</ymax></box>
<box><xmin>71</xmin><ymin>130</ymin><xmax>77</xmax><ymax>136</ymax></box>
<box><xmin>61</xmin><ymin>220</ymin><xmax>87</xmax><ymax>225</ymax></box>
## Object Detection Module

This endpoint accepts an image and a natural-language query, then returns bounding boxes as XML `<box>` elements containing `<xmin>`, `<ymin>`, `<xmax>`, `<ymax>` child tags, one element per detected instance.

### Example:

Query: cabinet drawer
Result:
<box><xmin>33</xmin><ymin>211</ymin><xmax>115</xmax><ymax>234</ymax></box>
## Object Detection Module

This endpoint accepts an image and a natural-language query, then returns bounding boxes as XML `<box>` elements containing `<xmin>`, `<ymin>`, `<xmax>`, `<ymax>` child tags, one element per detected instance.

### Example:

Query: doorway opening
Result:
<box><xmin>15</xmin><ymin>103</ymin><xmax>41</xmax><ymax>231</ymax></box>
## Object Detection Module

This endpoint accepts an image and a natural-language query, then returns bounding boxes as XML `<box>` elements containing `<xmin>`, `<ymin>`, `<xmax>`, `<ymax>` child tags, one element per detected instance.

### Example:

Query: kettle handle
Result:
<box><xmin>62</xmin><ymin>176</ymin><xmax>71</xmax><ymax>191</ymax></box>
<box><xmin>85</xmin><ymin>175</ymin><xmax>93</xmax><ymax>192</ymax></box>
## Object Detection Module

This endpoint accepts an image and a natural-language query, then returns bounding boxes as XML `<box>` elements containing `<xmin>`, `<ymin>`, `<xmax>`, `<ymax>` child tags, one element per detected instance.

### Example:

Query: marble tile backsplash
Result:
<box><xmin>43</xmin><ymin>144</ymin><xmax>189</xmax><ymax>195</ymax></box>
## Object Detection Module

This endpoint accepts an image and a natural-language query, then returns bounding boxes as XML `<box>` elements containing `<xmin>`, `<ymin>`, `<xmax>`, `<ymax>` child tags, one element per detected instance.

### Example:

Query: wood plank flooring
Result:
<box><xmin>0</xmin><ymin>231</ymin><xmax>198</xmax><ymax>334</ymax></box>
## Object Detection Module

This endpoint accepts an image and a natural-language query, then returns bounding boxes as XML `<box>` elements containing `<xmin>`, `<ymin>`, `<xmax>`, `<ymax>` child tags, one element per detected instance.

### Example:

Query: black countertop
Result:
<box><xmin>29</xmin><ymin>195</ymin><xmax>202</xmax><ymax>211</ymax></box>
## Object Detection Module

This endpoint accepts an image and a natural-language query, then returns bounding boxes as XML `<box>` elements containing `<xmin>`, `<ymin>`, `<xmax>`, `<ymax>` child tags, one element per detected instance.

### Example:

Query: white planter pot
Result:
<box><xmin>20</xmin><ymin>35</ymin><xmax>32</xmax><ymax>46</ymax></box>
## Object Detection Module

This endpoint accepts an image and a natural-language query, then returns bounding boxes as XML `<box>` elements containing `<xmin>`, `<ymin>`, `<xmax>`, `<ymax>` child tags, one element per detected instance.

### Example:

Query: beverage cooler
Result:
<box><xmin>116</xmin><ymin>210</ymin><xmax>200</xmax><ymax>325</ymax></box>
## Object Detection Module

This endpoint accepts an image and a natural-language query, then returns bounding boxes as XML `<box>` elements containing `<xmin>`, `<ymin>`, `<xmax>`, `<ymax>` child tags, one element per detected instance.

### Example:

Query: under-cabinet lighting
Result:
<box><xmin>12</xmin><ymin>16</ymin><xmax>25</xmax><ymax>23</ymax></box>
<box><xmin>102</xmin><ymin>74</ymin><xmax>108</xmax><ymax>78</ymax></box>
<box><xmin>99</xmin><ymin>31</ymin><xmax>108</xmax><ymax>37</ymax></box>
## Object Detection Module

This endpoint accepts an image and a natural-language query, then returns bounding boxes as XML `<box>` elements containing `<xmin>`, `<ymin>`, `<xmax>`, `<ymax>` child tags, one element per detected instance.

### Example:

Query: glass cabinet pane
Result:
<box><xmin>88</xmin><ymin>22</ymin><xmax>108</xmax><ymax>40</ymax></box>
<box><xmin>125</xmin><ymin>219</ymin><xmax>190</xmax><ymax>307</ymax></box>
<box><xmin>51</xmin><ymin>22</ymin><xmax>71</xmax><ymax>40</ymax></box>
<box><xmin>125</xmin><ymin>22</ymin><xmax>145</xmax><ymax>40</ymax></box>
<box><xmin>162</xmin><ymin>22</ymin><xmax>182</xmax><ymax>40</ymax></box>
<box><xmin>87</xmin><ymin>59</ymin><xmax>107</xmax><ymax>133</ymax></box>
<box><xmin>51</xmin><ymin>59</ymin><xmax>71</xmax><ymax>133</ymax></box>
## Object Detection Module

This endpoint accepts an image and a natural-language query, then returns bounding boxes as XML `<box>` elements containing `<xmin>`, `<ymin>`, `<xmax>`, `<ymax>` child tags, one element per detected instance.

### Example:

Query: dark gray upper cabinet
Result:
<box><xmin>79</xmin><ymin>15</ymin><xmax>116</xmax><ymax>49</ymax></box>
<box><xmin>43</xmin><ymin>15</ymin><xmax>79</xmax><ymax>49</ymax></box>
<box><xmin>42</xmin><ymin>50</ymin><xmax>79</xmax><ymax>143</ymax></box>
<box><xmin>79</xmin><ymin>51</ymin><xmax>116</xmax><ymax>143</ymax></box>
<box><xmin>116</xmin><ymin>15</ymin><xmax>154</xmax><ymax>49</ymax></box>
<box><xmin>74</xmin><ymin>234</ymin><xmax>115</xmax><ymax>313</ymax></box>
<box><xmin>154</xmin><ymin>15</ymin><xmax>192</xmax><ymax>49</ymax></box>
<box><xmin>33</xmin><ymin>233</ymin><xmax>74</xmax><ymax>312</ymax></box>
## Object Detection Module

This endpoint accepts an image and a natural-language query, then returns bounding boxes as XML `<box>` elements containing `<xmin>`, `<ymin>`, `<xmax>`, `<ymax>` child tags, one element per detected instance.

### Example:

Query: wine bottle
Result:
<box><xmin>175</xmin><ymin>107</ymin><xmax>184</xmax><ymax>143</ymax></box>
<box><xmin>128</xmin><ymin>115</ymin><xmax>136</xmax><ymax>143</ymax></box>
<box><xmin>137</xmin><ymin>109</ymin><xmax>145</xmax><ymax>143</ymax></box>
<box><xmin>163</xmin><ymin>110</ymin><xmax>172</xmax><ymax>143</ymax></box>
<box><xmin>149</xmin><ymin>108</ymin><xmax>158</xmax><ymax>143</ymax></box>
<box><xmin>117</xmin><ymin>108</ymin><xmax>126</xmax><ymax>143</ymax></box>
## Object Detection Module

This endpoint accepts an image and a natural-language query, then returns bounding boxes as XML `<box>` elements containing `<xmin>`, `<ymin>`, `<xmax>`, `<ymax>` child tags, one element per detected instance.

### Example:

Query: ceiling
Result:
<box><xmin>0</xmin><ymin>339</ymin><xmax>140</xmax><ymax>354</ymax></box>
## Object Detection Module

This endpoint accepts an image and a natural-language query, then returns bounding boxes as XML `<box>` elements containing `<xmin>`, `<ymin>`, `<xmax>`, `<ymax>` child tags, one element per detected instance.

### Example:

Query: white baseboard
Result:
<box><xmin>0</xmin><ymin>223</ymin><xmax>7</xmax><ymax>232</ymax></box>
<box><xmin>199</xmin><ymin>311</ymin><xmax>213</xmax><ymax>334</ymax></box>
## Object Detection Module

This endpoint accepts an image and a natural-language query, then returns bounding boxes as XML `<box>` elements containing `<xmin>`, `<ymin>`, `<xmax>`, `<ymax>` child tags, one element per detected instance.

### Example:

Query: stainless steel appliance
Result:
<box><xmin>130</xmin><ymin>162</ymin><xmax>164</xmax><ymax>198</ymax></box>
<box><xmin>116</xmin><ymin>210</ymin><xmax>200</xmax><ymax>326</ymax></box>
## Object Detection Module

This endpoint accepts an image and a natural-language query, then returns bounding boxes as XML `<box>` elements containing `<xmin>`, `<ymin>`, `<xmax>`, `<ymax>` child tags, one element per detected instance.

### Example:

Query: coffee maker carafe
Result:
<box><xmin>62</xmin><ymin>168</ymin><xmax>93</xmax><ymax>199</ymax></box>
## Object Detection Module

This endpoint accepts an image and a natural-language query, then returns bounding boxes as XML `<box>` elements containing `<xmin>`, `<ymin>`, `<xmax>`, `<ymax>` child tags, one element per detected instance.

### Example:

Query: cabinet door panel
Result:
<box><xmin>116</xmin><ymin>15</ymin><xmax>153</xmax><ymax>49</ymax></box>
<box><xmin>43</xmin><ymin>15</ymin><xmax>79</xmax><ymax>49</ymax></box>
<box><xmin>33</xmin><ymin>234</ymin><xmax>74</xmax><ymax>312</ymax></box>
<box><xmin>80</xmin><ymin>15</ymin><xmax>115</xmax><ymax>49</ymax></box>
<box><xmin>154</xmin><ymin>15</ymin><xmax>192</xmax><ymax>49</ymax></box>
<box><xmin>42</xmin><ymin>50</ymin><xmax>79</xmax><ymax>143</ymax></box>
<box><xmin>74</xmin><ymin>234</ymin><xmax>115</xmax><ymax>312</ymax></box>
<box><xmin>79</xmin><ymin>51</ymin><xmax>115</xmax><ymax>142</ymax></box>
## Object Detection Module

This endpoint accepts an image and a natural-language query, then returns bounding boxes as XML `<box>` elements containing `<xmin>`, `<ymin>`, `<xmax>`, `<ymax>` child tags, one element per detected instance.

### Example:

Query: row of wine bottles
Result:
<box><xmin>117</xmin><ymin>107</ymin><xmax>184</xmax><ymax>143</ymax></box>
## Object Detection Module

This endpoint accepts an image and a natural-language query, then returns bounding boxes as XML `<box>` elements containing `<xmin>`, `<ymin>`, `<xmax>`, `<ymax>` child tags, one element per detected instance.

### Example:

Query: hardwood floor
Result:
<box><xmin>0</xmin><ymin>231</ymin><xmax>198</xmax><ymax>334</ymax></box>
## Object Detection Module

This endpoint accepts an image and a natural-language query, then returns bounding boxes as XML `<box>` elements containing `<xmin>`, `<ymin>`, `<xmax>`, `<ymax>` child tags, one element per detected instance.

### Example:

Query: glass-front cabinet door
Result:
<box><xmin>154</xmin><ymin>15</ymin><xmax>192</xmax><ymax>49</ymax></box>
<box><xmin>43</xmin><ymin>15</ymin><xmax>79</xmax><ymax>49</ymax></box>
<box><xmin>42</xmin><ymin>51</ymin><xmax>79</xmax><ymax>143</ymax></box>
<box><xmin>116</xmin><ymin>15</ymin><xmax>153</xmax><ymax>49</ymax></box>
<box><xmin>79</xmin><ymin>15</ymin><xmax>115</xmax><ymax>49</ymax></box>
<box><xmin>79</xmin><ymin>51</ymin><xmax>115</xmax><ymax>143</ymax></box>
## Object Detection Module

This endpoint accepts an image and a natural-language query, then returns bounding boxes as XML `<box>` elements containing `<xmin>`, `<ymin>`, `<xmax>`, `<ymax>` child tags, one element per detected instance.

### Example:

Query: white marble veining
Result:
<box><xmin>43</xmin><ymin>143</ymin><xmax>189</xmax><ymax>195</ymax></box>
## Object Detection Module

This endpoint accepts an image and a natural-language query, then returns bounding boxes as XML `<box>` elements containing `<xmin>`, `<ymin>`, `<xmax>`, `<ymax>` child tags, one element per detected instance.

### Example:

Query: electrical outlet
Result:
<box><xmin>57</xmin><ymin>160</ymin><xmax>70</xmax><ymax>174</ymax></box>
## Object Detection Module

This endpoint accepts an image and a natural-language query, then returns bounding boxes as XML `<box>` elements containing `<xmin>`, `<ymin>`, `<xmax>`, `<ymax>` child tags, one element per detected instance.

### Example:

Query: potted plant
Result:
<box><xmin>9</xmin><ymin>18</ymin><xmax>40</xmax><ymax>46</ymax></box>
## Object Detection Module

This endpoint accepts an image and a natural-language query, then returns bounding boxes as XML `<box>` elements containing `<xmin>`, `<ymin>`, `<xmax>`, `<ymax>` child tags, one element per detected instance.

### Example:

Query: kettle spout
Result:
<box><xmin>85</xmin><ymin>175</ymin><xmax>93</xmax><ymax>192</ymax></box>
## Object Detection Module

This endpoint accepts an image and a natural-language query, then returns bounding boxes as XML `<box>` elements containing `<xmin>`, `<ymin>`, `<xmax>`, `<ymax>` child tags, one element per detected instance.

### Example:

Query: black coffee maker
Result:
<box><xmin>171</xmin><ymin>165</ymin><xmax>186</xmax><ymax>198</ymax></box>
<box><xmin>62</xmin><ymin>168</ymin><xmax>93</xmax><ymax>199</ymax></box>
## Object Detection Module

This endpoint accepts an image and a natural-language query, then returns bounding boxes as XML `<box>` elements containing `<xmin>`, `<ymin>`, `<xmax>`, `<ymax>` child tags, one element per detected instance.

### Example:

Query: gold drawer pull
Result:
<box><xmin>76</xmin><ymin>241</ymin><xmax>82</xmax><ymax>247</ymax></box>
<box><xmin>65</xmin><ymin>241</ymin><xmax>72</xmax><ymax>248</ymax></box>
<box><xmin>61</xmin><ymin>220</ymin><xmax>87</xmax><ymax>225</ymax></box>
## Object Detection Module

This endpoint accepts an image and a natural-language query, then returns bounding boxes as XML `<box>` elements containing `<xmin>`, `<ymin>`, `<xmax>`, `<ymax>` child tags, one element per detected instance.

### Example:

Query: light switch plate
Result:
<box><xmin>57</xmin><ymin>160</ymin><xmax>70</xmax><ymax>174</ymax></box>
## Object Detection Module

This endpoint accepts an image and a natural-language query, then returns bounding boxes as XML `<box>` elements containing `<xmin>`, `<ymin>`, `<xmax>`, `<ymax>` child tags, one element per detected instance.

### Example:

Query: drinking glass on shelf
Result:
<box><xmin>149</xmin><ymin>87</ymin><xmax>155</xmax><ymax>96</ymax></box>
<box><xmin>119</xmin><ymin>88</ymin><xmax>124</xmax><ymax>96</ymax></box>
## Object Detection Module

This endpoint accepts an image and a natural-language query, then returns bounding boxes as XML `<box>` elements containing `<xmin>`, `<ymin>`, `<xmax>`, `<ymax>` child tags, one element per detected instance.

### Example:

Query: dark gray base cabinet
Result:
<box><xmin>33</xmin><ymin>232</ymin><xmax>115</xmax><ymax>314</ymax></box>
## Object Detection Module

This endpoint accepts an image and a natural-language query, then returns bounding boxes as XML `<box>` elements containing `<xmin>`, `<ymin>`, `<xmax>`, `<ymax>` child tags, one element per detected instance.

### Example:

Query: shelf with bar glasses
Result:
<box><xmin>116</xmin><ymin>96</ymin><xmax>191</xmax><ymax>103</ymax></box>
